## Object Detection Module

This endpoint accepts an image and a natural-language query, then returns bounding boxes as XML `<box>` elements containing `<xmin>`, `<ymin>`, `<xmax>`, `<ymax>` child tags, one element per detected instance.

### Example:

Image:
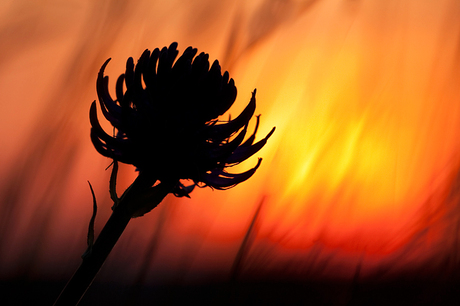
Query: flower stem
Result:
<box><xmin>54</xmin><ymin>172</ymin><xmax>172</xmax><ymax>306</ymax></box>
<box><xmin>53</xmin><ymin>205</ymin><xmax>132</xmax><ymax>306</ymax></box>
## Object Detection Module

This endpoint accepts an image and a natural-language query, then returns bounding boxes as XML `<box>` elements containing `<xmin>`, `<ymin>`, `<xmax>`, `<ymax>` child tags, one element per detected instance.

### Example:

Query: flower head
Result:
<box><xmin>90</xmin><ymin>42</ymin><xmax>275</xmax><ymax>196</ymax></box>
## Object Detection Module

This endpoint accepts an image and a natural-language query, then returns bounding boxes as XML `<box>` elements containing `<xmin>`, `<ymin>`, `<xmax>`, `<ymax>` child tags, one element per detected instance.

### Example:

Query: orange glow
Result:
<box><xmin>1</xmin><ymin>0</ymin><xmax>460</xmax><ymax>293</ymax></box>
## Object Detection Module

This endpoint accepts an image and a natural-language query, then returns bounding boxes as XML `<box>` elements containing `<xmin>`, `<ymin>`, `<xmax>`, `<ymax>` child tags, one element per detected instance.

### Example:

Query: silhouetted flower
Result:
<box><xmin>90</xmin><ymin>42</ymin><xmax>275</xmax><ymax>197</ymax></box>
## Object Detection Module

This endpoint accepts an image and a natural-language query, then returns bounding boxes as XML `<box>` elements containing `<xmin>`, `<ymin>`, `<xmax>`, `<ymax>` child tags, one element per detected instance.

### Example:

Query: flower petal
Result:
<box><xmin>144</xmin><ymin>47</ymin><xmax>160</xmax><ymax>89</ymax></box>
<box><xmin>214</xmin><ymin>73</ymin><xmax>237</xmax><ymax>117</ymax></box>
<box><xmin>240</xmin><ymin>114</ymin><xmax>260</xmax><ymax>148</ymax></box>
<box><xmin>201</xmin><ymin>158</ymin><xmax>262</xmax><ymax>190</ymax></box>
<box><xmin>90</xmin><ymin>102</ymin><xmax>130</xmax><ymax>152</ymax></box>
<box><xmin>172</xmin><ymin>46</ymin><xmax>197</xmax><ymax>78</ymax></box>
<box><xmin>226</xmin><ymin>126</ymin><xmax>275</xmax><ymax>165</ymax></box>
<box><xmin>209</xmin><ymin>124</ymin><xmax>248</xmax><ymax>162</ymax></box>
<box><xmin>125</xmin><ymin>57</ymin><xmax>135</xmax><ymax>90</ymax></box>
<box><xmin>207</xmin><ymin>89</ymin><xmax>256</xmax><ymax>142</ymax></box>
<box><xmin>192</xmin><ymin>52</ymin><xmax>210</xmax><ymax>81</ymax></box>
<box><xmin>96</xmin><ymin>59</ymin><xmax>122</xmax><ymax>127</ymax></box>
<box><xmin>172</xmin><ymin>181</ymin><xmax>196</xmax><ymax>198</ymax></box>
<box><xmin>134</xmin><ymin>49</ymin><xmax>151</xmax><ymax>92</ymax></box>
<box><xmin>158</xmin><ymin>43</ymin><xmax>179</xmax><ymax>78</ymax></box>
<box><xmin>115</xmin><ymin>74</ymin><xmax>125</xmax><ymax>103</ymax></box>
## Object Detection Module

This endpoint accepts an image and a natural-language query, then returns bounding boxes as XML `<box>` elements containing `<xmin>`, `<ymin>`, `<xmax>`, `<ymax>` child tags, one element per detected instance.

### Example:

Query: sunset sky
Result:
<box><xmin>1</xmin><ymin>0</ymin><xmax>460</xmax><ymax>302</ymax></box>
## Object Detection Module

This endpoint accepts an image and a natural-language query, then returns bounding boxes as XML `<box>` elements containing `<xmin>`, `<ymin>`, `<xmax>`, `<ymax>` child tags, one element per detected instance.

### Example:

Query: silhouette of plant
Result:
<box><xmin>54</xmin><ymin>42</ymin><xmax>274</xmax><ymax>305</ymax></box>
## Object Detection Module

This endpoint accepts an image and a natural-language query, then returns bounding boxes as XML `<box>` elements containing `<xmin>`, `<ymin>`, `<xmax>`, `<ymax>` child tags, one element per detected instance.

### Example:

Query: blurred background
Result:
<box><xmin>1</xmin><ymin>0</ymin><xmax>460</xmax><ymax>304</ymax></box>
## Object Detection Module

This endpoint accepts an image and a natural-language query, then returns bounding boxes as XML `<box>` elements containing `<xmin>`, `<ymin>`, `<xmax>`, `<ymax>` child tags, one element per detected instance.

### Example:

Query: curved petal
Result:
<box><xmin>172</xmin><ymin>46</ymin><xmax>197</xmax><ymax>77</ymax></box>
<box><xmin>172</xmin><ymin>181</ymin><xmax>196</xmax><ymax>198</ymax></box>
<box><xmin>191</xmin><ymin>52</ymin><xmax>210</xmax><ymax>81</ymax></box>
<box><xmin>207</xmin><ymin>89</ymin><xmax>256</xmax><ymax>142</ymax></box>
<box><xmin>240</xmin><ymin>115</ymin><xmax>260</xmax><ymax>148</ymax></box>
<box><xmin>90</xmin><ymin>129</ymin><xmax>111</xmax><ymax>157</ymax></box>
<box><xmin>207</xmin><ymin>60</ymin><xmax>222</xmax><ymax>88</ymax></box>
<box><xmin>124</xmin><ymin>57</ymin><xmax>135</xmax><ymax>90</ymax></box>
<box><xmin>166</xmin><ymin>42</ymin><xmax>179</xmax><ymax>67</ymax></box>
<box><xmin>90</xmin><ymin>128</ymin><xmax>134</xmax><ymax>165</ymax></box>
<box><xmin>201</xmin><ymin>158</ymin><xmax>262</xmax><ymax>190</ymax></box>
<box><xmin>226</xmin><ymin>126</ymin><xmax>275</xmax><ymax>165</ymax></box>
<box><xmin>143</xmin><ymin>48</ymin><xmax>160</xmax><ymax>89</ymax></box>
<box><xmin>208</xmin><ymin>124</ymin><xmax>248</xmax><ymax>161</ymax></box>
<box><xmin>134</xmin><ymin>49</ymin><xmax>151</xmax><ymax>92</ymax></box>
<box><xmin>115</xmin><ymin>74</ymin><xmax>125</xmax><ymax>103</ymax></box>
<box><xmin>96</xmin><ymin>59</ymin><xmax>114</xmax><ymax>106</ymax></box>
<box><xmin>214</xmin><ymin>74</ymin><xmax>237</xmax><ymax>117</ymax></box>
<box><xmin>157</xmin><ymin>43</ymin><xmax>179</xmax><ymax>78</ymax></box>
<box><xmin>96</xmin><ymin>59</ymin><xmax>122</xmax><ymax>126</ymax></box>
<box><xmin>97</xmin><ymin>77</ymin><xmax>122</xmax><ymax>128</ymax></box>
<box><xmin>89</xmin><ymin>102</ymin><xmax>128</xmax><ymax>147</ymax></box>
